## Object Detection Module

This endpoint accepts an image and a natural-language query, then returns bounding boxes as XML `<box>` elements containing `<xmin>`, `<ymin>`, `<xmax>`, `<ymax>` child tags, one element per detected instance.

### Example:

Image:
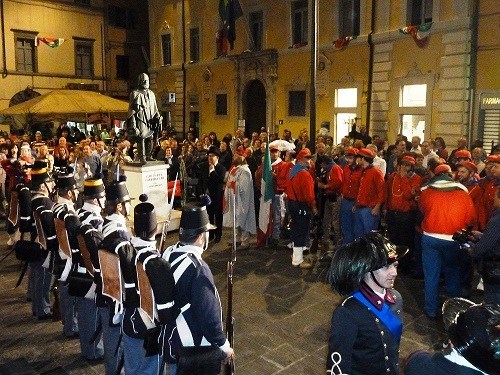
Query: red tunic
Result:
<box><xmin>480</xmin><ymin>177</ymin><xmax>497</xmax><ymax>223</ymax></box>
<box><xmin>286</xmin><ymin>168</ymin><xmax>316</xmax><ymax>208</ymax></box>
<box><xmin>384</xmin><ymin>172</ymin><xmax>421</xmax><ymax>212</ymax></box>
<box><xmin>273</xmin><ymin>160</ymin><xmax>293</xmax><ymax>193</ymax></box>
<box><xmin>356</xmin><ymin>166</ymin><xmax>385</xmax><ymax>208</ymax></box>
<box><xmin>466</xmin><ymin>183</ymin><xmax>486</xmax><ymax>231</ymax></box>
<box><xmin>324</xmin><ymin>163</ymin><xmax>344</xmax><ymax>195</ymax></box>
<box><xmin>341</xmin><ymin>165</ymin><xmax>362</xmax><ymax>200</ymax></box>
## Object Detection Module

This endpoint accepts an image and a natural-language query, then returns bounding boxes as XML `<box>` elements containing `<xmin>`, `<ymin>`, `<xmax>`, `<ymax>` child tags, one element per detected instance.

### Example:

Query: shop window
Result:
<box><xmin>334</xmin><ymin>87</ymin><xmax>359</xmax><ymax>144</ymax></box>
<box><xmin>399</xmin><ymin>84</ymin><xmax>428</xmax><ymax>140</ymax></box>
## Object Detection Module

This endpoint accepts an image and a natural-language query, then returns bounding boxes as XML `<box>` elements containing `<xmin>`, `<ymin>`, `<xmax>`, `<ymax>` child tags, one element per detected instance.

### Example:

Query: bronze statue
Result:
<box><xmin>127</xmin><ymin>73</ymin><xmax>162</xmax><ymax>164</ymax></box>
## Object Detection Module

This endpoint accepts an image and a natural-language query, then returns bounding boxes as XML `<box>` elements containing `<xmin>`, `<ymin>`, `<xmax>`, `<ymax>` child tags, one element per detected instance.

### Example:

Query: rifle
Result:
<box><xmin>224</xmin><ymin>193</ymin><xmax>236</xmax><ymax>375</ymax></box>
<box><xmin>159</xmin><ymin>172</ymin><xmax>178</xmax><ymax>254</ymax></box>
<box><xmin>52</xmin><ymin>280</ymin><xmax>61</xmax><ymax>322</ymax></box>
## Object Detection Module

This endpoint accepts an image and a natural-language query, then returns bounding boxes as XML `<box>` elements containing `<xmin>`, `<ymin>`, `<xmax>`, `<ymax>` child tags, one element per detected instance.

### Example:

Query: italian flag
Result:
<box><xmin>257</xmin><ymin>138</ymin><xmax>274</xmax><ymax>247</ymax></box>
<box><xmin>36</xmin><ymin>37</ymin><xmax>65</xmax><ymax>48</ymax></box>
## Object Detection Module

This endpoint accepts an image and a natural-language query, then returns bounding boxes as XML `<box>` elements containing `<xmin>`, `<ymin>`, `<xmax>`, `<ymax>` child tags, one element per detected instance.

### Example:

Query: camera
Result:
<box><xmin>452</xmin><ymin>225</ymin><xmax>478</xmax><ymax>249</ymax></box>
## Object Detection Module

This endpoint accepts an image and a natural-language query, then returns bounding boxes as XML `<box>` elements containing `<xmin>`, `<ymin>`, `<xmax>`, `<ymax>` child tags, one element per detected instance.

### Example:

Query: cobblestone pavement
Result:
<box><xmin>0</xmin><ymin>223</ymin><xmax>475</xmax><ymax>375</ymax></box>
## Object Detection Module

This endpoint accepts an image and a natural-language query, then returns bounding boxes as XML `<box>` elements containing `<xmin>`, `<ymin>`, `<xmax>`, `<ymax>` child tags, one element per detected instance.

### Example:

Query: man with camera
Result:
<box><xmin>471</xmin><ymin>185</ymin><xmax>500</xmax><ymax>304</ymax></box>
<box><xmin>419</xmin><ymin>163</ymin><xmax>476</xmax><ymax>319</ymax></box>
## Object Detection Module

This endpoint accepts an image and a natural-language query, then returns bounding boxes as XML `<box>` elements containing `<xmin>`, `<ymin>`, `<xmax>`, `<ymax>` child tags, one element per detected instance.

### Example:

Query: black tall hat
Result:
<box><xmin>444</xmin><ymin>299</ymin><xmax>500</xmax><ymax>374</ymax></box>
<box><xmin>179</xmin><ymin>204</ymin><xmax>216</xmax><ymax>237</ymax></box>
<box><xmin>134</xmin><ymin>194</ymin><xmax>157</xmax><ymax>239</ymax></box>
<box><xmin>30</xmin><ymin>160</ymin><xmax>50</xmax><ymax>189</ymax></box>
<box><xmin>105</xmin><ymin>175</ymin><xmax>131</xmax><ymax>204</ymax></box>
<box><xmin>54</xmin><ymin>166</ymin><xmax>76</xmax><ymax>191</ymax></box>
<box><xmin>207</xmin><ymin>146</ymin><xmax>221</xmax><ymax>157</ymax></box>
<box><xmin>83</xmin><ymin>177</ymin><xmax>105</xmax><ymax>199</ymax></box>
<box><xmin>327</xmin><ymin>232</ymin><xmax>408</xmax><ymax>296</ymax></box>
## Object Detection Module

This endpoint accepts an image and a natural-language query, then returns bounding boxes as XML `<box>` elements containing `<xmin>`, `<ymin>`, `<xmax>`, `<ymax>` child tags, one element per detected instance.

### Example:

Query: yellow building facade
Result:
<box><xmin>0</xmin><ymin>0</ymin><xmax>148</xmax><ymax>127</ymax></box>
<box><xmin>148</xmin><ymin>0</ymin><xmax>499</xmax><ymax>151</ymax></box>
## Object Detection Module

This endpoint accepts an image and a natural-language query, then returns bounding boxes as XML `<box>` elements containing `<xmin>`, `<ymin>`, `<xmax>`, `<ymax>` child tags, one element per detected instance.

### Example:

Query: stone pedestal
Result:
<box><xmin>122</xmin><ymin>162</ymin><xmax>181</xmax><ymax>230</ymax></box>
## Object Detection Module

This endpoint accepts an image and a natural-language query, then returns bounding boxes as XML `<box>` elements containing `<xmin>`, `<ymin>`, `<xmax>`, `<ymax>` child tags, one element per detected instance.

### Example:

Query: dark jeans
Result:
<box><xmin>289</xmin><ymin>200</ymin><xmax>312</xmax><ymax>247</ymax></box>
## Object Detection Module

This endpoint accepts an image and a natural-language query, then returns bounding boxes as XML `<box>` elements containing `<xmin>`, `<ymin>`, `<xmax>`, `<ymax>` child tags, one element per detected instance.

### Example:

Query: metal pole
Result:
<box><xmin>309</xmin><ymin>0</ymin><xmax>318</xmax><ymax>152</ymax></box>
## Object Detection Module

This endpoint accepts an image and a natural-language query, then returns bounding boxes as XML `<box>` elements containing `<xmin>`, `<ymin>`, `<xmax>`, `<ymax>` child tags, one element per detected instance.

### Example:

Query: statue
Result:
<box><xmin>127</xmin><ymin>73</ymin><xmax>162</xmax><ymax>164</ymax></box>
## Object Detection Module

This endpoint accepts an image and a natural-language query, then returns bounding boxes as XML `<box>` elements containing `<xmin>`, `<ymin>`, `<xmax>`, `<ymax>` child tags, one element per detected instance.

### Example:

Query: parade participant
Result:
<box><xmin>405</xmin><ymin>298</ymin><xmax>500</xmax><ymax>375</ymax></box>
<box><xmin>316</xmin><ymin>155</ymin><xmax>343</xmax><ymax>251</ymax></box>
<box><xmin>28</xmin><ymin>162</ymin><xmax>55</xmax><ymax>320</ymax></box>
<box><xmin>269</xmin><ymin>144</ymin><xmax>291</xmax><ymax>246</ymax></box>
<box><xmin>162</xmin><ymin>205</ymin><xmax>234</xmax><ymax>373</ymax></box>
<box><xmin>353</xmin><ymin>148</ymin><xmax>385</xmax><ymax>239</ymax></box>
<box><xmin>74</xmin><ymin>177</ymin><xmax>106</xmax><ymax>361</ymax></box>
<box><xmin>203</xmin><ymin>146</ymin><xmax>226</xmax><ymax>243</ymax></box>
<box><xmin>471</xmin><ymin>186</ymin><xmax>500</xmax><ymax>304</ymax></box>
<box><xmin>340</xmin><ymin>147</ymin><xmax>362</xmax><ymax>244</ymax></box>
<box><xmin>419</xmin><ymin>164</ymin><xmax>476</xmax><ymax>319</ymax></box>
<box><xmin>327</xmin><ymin>232</ymin><xmax>407</xmax><ymax>375</ymax></box>
<box><xmin>286</xmin><ymin>148</ymin><xmax>317</xmax><ymax>269</ymax></box>
<box><xmin>223</xmin><ymin>146</ymin><xmax>256</xmax><ymax>250</ymax></box>
<box><xmin>480</xmin><ymin>154</ymin><xmax>500</xmax><ymax>223</ymax></box>
<box><xmin>95</xmin><ymin>176</ymin><xmax>134</xmax><ymax>375</ymax></box>
<box><xmin>384</xmin><ymin>155</ymin><xmax>421</xmax><ymax>272</ymax></box>
<box><xmin>52</xmin><ymin>167</ymin><xmax>79</xmax><ymax>338</ymax></box>
<box><xmin>127</xmin><ymin>73</ymin><xmax>162</xmax><ymax>163</ymax></box>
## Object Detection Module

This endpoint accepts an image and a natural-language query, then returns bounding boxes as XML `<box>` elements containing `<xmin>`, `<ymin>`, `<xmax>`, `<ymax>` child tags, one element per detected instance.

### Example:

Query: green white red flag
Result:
<box><xmin>257</xmin><ymin>137</ymin><xmax>274</xmax><ymax>247</ymax></box>
<box><xmin>36</xmin><ymin>37</ymin><xmax>65</xmax><ymax>48</ymax></box>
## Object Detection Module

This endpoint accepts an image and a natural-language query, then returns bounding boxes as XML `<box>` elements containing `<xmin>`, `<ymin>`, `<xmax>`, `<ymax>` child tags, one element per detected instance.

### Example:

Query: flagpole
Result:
<box><xmin>309</xmin><ymin>0</ymin><xmax>318</xmax><ymax>153</ymax></box>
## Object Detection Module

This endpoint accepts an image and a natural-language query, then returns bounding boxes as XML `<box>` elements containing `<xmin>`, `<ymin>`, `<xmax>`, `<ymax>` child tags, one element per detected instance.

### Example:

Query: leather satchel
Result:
<box><xmin>177</xmin><ymin>345</ymin><xmax>225</xmax><ymax>375</ymax></box>
<box><xmin>67</xmin><ymin>269</ymin><xmax>94</xmax><ymax>297</ymax></box>
<box><xmin>14</xmin><ymin>240</ymin><xmax>43</xmax><ymax>262</ymax></box>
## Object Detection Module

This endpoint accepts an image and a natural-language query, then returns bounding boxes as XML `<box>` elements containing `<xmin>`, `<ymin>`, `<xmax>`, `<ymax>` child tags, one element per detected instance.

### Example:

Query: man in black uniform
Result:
<box><xmin>327</xmin><ymin>232</ymin><xmax>407</xmax><ymax>374</ymax></box>
<box><xmin>29</xmin><ymin>162</ymin><xmax>55</xmax><ymax>320</ymax></box>
<box><xmin>203</xmin><ymin>146</ymin><xmax>226</xmax><ymax>243</ymax></box>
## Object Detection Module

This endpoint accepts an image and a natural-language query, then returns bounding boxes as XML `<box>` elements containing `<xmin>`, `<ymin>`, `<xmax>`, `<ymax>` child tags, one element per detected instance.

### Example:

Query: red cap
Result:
<box><xmin>401</xmin><ymin>156</ymin><xmax>416</xmax><ymax>165</ymax></box>
<box><xmin>235</xmin><ymin>146</ymin><xmax>246</xmax><ymax>157</ymax></box>
<box><xmin>455</xmin><ymin>150</ymin><xmax>471</xmax><ymax>160</ymax></box>
<box><xmin>459</xmin><ymin>161</ymin><xmax>478</xmax><ymax>173</ymax></box>
<box><xmin>345</xmin><ymin>147</ymin><xmax>358</xmax><ymax>156</ymax></box>
<box><xmin>434</xmin><ymin>164</ymin><xmax>452</xmax><ymax>175</ymax></box>
<box><xmin>487</xmin><ymin>154</ymin><xmax>500</xmax><ymax>163</ymax></box>
<box><xmin>296</xmin><ymin>148</ymin><xmax>312</xmax><ymax>160</ymax></box>
<box><xmin>357</xmin><ymin>148</ymin><xmax>375</xmax><ymax>159</ymax></box>
<box><xmin>269</xmin><ymin>145</ymin><xmax>279</xmax><ymax>152</ymax></box>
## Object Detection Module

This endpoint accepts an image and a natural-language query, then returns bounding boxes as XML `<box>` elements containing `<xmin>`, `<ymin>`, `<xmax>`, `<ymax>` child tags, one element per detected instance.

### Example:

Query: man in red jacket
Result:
<box><xmin>340</xmin><ymin>147</ymin><xmax>362</xmax><ymax>244</ymax></box>
<box><xmin>353</xmin><ymin>148</ymin><xmax>385</xmax><ymax>239</ymax></box>
<box><xmin>384</xmin><ymin>155</ymin><xmax>421</xmax><ymax>272</ymax></box>
<box><xmin>317</xmin><ymin>156</ymin><xmax>343</xmax><ymax>251</ymax></box>
<box><xmin>286</xmin><ymin>148</ymin><xmax>317</xmax><ymax>269</ymax></box>
<box><xmin>419</xmin><ymin>163</ymin><xmax>476</xmax><ymax>319</ymax></box>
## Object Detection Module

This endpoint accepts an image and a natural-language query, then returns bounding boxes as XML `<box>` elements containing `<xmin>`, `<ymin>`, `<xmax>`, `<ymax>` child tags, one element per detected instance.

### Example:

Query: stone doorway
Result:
<box><xmin>244</xmin><ymin>80</ymin><xmax>266</xmax><ymax>136</ymax></box>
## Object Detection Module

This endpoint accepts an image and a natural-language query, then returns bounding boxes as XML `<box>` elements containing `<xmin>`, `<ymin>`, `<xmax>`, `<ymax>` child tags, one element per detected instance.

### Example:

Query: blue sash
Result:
<box><xmin>352</xmin><ymin>290</ymin><xmax>403</xmax><ymax>342</ymax></box>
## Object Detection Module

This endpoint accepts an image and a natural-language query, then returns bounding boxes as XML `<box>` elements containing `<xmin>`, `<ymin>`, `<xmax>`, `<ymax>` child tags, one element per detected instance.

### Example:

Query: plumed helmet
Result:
<box><xmin>83</xmin><ymin>177</ymin><xmax>105</xmax><ymax>199</ymax></box>
<box><xmin>30</xmin><ymin>160</ymin><xmax>51</xmax><ymax>189</ymax></box>
<box><xmin>105</xmin><ymin>175</ymin><xmax>130</xmax><ymax>204</ymax></box>
<box><xmin>443</xmin><ymin>298</ymin><xmax>500</xmax><ymax>374</ymax></box>
<box><xmin>179</xmin><ymin>204</ymin><xmax>216</xmax><ymax>237</ymax></box>
<box><xmin>54</xmin><ymin>166</ymin><xmax>76</xmax><ymax>191</ymax></box>
<box><xmin>134</xmin><ymin>194</ymin><xmax>157</xmax><ymax>239</ymax></box>
<box><xmin>327</xmin><ymin>232</ymin><xmax>408</xmax><ymax>296</ymax></box>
